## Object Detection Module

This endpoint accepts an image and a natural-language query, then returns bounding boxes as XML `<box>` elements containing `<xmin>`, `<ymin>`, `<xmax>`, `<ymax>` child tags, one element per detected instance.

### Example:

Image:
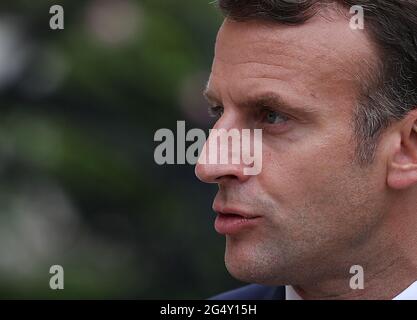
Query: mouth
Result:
<box><xmin>213</xmin><ymin>207</ymin><xmax>262</xmax><ymax>235</ymax></box>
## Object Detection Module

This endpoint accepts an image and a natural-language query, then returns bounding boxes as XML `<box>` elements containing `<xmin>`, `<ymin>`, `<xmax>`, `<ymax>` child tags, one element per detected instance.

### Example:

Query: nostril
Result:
<box><xmin>215</xmin><ymin>174</ymin><xmax>238</xmax><ymax>182</ymax></box>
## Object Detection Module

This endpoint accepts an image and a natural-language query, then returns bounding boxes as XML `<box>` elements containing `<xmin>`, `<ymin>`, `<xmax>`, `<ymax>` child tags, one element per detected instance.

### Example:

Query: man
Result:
<box><xmin>195</xmin><ymin>0</ymin><xmax>417</xmax><ymax>300</ymax></box>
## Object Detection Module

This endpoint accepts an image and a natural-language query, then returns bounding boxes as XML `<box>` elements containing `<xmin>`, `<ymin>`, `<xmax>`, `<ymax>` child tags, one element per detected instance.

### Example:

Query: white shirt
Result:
<box><xmin>285</xmin><ymin>280</ymin><xmax>417</xmax><ymax>300</ymax></box>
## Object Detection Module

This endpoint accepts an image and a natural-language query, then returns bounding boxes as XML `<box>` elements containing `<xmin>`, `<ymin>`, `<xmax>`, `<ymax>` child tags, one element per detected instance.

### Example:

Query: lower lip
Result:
<box><xmin>214</xmin><ymin>214</ymin><xmax>261</xmax><ymax>235</ymax></box>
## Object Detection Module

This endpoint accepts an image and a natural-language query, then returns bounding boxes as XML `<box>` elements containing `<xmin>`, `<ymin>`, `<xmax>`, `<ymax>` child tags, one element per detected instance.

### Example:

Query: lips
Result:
<box><xmin>213</xmin><ymin>205</ymin><xmax>261</xmax><ymax>235</ymax></box>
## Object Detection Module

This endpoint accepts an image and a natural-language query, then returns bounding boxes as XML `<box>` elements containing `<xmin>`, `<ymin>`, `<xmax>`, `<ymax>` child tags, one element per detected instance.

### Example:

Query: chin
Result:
<box><xmin>224</xmin><ymin>237</ymin><xmax>289</xmax><ymax>285</ymax></box>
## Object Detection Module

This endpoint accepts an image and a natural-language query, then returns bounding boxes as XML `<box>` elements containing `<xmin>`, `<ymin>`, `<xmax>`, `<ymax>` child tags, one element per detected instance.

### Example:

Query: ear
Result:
<box><xmin>387</xmin><ymin>111</ymin><xmax>417</xmax><ymax>190</ymax></box>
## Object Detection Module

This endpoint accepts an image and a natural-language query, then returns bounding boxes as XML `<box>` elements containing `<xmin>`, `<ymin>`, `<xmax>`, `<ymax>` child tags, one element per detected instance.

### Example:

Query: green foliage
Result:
<box><xmin>0</xmin><ymin>0</ymin><xmax>240</xmax><ymax>298</ymax></box>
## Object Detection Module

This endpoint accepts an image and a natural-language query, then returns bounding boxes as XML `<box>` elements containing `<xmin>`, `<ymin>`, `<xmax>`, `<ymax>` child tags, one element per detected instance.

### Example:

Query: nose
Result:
<box><xmin>195</xmin><ymin>155</ymin><xmax>249</xmax><ymax>184</ymax></box>
<box><xmin>195</xmin><ymin>122</ymin><xmax>250</xmax><ymax>184</ymax></box>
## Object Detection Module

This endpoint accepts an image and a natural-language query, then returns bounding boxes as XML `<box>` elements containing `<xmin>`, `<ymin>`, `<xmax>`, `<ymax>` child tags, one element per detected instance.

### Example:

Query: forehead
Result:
<box><xmin>209</xmin><ymin>13</ymin><xmax>375</xmax><ymax>109</ymax></box>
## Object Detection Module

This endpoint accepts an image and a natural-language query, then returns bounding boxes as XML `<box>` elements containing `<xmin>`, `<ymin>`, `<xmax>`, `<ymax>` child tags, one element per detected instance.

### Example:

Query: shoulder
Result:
<box><xmin>208</xmin><ymin>284</ymin><xmax>285</xmax><ymax>300</ymax></box>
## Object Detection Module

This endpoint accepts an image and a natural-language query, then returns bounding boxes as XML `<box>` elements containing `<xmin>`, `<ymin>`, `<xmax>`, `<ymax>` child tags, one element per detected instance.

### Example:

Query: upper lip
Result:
<box><xmin>213</xmin><ymin>202</ymin><xmax>261</xmax><ymax>219</ymax></box>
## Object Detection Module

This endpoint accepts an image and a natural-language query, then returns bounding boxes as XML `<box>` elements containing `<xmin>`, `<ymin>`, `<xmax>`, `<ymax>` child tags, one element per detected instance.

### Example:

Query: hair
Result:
<box><xmin>217</xmin><ymin>0</ymin><xmax>417</xmax><ymax>164</ymax></box>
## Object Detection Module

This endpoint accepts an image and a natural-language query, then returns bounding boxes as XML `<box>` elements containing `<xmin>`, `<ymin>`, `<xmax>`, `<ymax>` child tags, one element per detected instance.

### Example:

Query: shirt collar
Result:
<box><xmin>285</xmin><ymin>280</ymin><xmax>417</xmax><ymax>300</ymax></box>
<box><xmin>285</xmin><ymin>286</ymin><xmax>303</xmax><ymax>300</ymax></box>
<box><xmin>393</xmin><ymin>280</ymin><xmax>417</xmax><ymax>300</ymax></box>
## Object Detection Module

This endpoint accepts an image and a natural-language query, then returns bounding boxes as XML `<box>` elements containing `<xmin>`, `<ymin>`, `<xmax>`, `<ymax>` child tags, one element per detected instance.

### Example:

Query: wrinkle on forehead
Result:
<box><xmin>213</xmin><ymin>13</ymin><xmax>375</xmax><ymax>87</ymax></box>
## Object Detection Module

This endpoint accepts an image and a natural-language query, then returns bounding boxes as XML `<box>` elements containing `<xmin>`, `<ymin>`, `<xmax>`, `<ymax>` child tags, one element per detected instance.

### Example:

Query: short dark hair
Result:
<box><xmin>217</xmin><ymin>0</ymin><xmax>417</xmax><ymax>164</ymax></box>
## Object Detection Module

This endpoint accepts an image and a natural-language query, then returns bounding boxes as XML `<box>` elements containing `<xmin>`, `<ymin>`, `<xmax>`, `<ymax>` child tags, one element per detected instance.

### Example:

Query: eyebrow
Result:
<box><xmin>202</xmin><ymin>88</ymin><xmax>220</xmax><ymax>105</ymax></box>
<box><xmin>203</xmin><ymin>89</ymin><xmax>318</xmax><ymax>119</ymax></box>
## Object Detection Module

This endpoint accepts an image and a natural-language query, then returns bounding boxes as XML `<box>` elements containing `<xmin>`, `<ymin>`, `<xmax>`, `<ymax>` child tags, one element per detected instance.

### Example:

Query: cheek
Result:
<box><xmin>255</xmin><ymin>142</ymin><xmax>364</xmax><ymax>246</ymax></box>
<box><xmin>259</xmin><ymin>136</ymin><xmax>354</xmax><ymax>199</ymax></box>
<box><xmin>257</xmin><ymin>134</ymin><xmax>386</xmax><ymax>235</ymax></box>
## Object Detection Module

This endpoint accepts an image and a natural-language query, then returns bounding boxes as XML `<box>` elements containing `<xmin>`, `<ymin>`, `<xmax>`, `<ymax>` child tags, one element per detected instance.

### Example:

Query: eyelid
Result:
<box><xmin>259</xmin><ymin>106</ymin><xmax>292</xmax><ymax>121</ymax></box>
<box><xmin>208</xmin><ymin>105</ymin><xmax>224</xmax><ymax>118</ymax></box>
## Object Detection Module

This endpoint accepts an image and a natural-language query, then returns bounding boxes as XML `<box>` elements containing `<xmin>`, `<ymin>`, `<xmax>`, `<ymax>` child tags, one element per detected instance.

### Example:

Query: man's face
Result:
<box><xmin>196</xmin><ymin>14</ymin><xmax>390</xmax><ymax>285</ymax></box>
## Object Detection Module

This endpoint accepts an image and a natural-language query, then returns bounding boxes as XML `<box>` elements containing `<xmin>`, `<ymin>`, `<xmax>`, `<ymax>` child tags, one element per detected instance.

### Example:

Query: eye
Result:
<box><xmin>262</xmin><ymin>108</ymin><xmax>290</xmax><ymax>124</ymax></box>
<box><xmin>208</xmin><ymin>106</ymin><xmax>224</xmax><ymax>119</ymax></box>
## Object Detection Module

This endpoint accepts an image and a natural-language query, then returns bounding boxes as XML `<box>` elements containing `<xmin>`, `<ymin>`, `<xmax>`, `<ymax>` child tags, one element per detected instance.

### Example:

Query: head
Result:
<box><xmin>195</xmin><ymin>0</ymin><xmax>417</xmax><ymax>287</ymax></box>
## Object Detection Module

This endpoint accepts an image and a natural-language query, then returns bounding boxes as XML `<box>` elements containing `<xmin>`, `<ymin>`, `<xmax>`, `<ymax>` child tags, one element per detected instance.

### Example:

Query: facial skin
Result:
<box><xmin>195</xmin><ymin>8</ymin><xmax>417</xmax><ymax>299</ymax></box>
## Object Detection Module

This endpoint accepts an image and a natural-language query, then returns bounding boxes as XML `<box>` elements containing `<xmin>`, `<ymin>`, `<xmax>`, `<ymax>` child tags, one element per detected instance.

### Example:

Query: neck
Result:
<box><xmin>295</xmin><ymin>201</ymin><xmax>417</xmax><ymax>300</ymax></box>
<box><xmin>294</xmin><ymin>257</ymin><xmax>417</xmax><ymax>299</ymax></box>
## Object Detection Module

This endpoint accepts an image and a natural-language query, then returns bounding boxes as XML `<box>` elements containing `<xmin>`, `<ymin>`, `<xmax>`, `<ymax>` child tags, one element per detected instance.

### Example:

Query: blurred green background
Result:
<box><xmin>0</xmin><ymin>0</ymin><xmax>242</xmax><ymax>298</ymax></box>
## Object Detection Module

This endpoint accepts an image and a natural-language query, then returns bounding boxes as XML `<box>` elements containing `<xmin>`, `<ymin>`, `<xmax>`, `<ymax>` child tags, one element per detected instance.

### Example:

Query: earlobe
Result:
<box><xmin>387</xmin><ymin>120</ymin><xmax>417</xmax><ymax>190</ymax></box>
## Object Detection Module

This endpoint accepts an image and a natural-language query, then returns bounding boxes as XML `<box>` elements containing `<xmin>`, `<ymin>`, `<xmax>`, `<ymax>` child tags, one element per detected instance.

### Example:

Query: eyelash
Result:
<box><xmin>208</xmin><ymin>106</ymin><xmax>224</xmax><ymax>119</ymax></box>
<box><xmin>259</xmin><ymin>107</ymin><xmax>291</xmax><ymax>125</ymax></box>
<box><xmin>208</xmin><ymin>105</ymin><xmax>291</xmax><ymax>128</ymax></box>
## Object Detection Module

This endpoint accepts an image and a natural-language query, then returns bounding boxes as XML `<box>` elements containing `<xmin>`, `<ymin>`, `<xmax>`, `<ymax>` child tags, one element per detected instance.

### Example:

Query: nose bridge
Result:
<box><xmin>195</xmin><ymin>115</ymin><xmax>249</xmax><ymax>183</ymax></box>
